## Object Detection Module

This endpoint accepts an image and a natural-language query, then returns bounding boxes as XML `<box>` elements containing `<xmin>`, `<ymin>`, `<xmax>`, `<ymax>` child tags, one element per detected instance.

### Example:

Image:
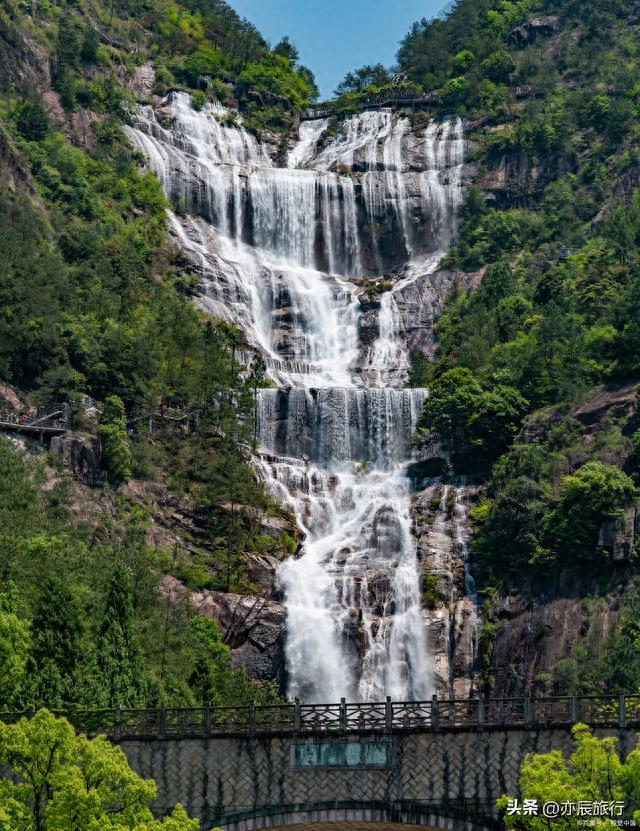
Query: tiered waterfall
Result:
<box><xmin>126</xmin><ymin>92</ymin><xmax>466</xmax><ymax>702</ymax></box>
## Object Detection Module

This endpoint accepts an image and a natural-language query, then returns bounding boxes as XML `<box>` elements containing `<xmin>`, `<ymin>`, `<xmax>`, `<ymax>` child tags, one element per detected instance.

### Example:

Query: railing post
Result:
<box><xmin>477</xmin><ymin>695</ymin><xmax>485</xmax><ymax>729</ymax></box>
<box><xmin>524</xmin><ymin>696</ymin><xmax>532</xmax><ymax>728</ymax></box>
<box><xmin>158</xmin><ymin>705</ymin><xmax>166</xmax><ymax>739</ymax></box>
<box><xmin>571</xmin><ymin>695</ymin><xmax>579</xmax><ymax>724</ymax></box>
<box><xmin>385</xmin><ymin>696</ymin><xmax>393</xmax><ymax>732</ymax></box>
<box><xmin>203</xmin><ymin>702</ymin><xmax>211</xmax><ymax>736</ymax></box>
<box><xmin>431</xmin><ymin>694</ymin><xmax>439</xmax><ymax>730</ymax></box>
<box><xmin>339</xmin><ymin>698</ymin><xmax>347</xmax><ymax>733</ymax></box>
<box><xmin>294</xmin><ymin>698</ymin><xmax>301</xmax><ymax>733</ymax></box>
<box><xmin>249</xmin><ymin>701</ymin><xmax>256</xmax><ymax>736</ymax></box>
<box><xmin>114</xmin><ymin>705</ymin><xmax>121</xmax><ymax>742</ymax></box>
<box><xmin>619</xmin><ymin>694</ymin><xmax>627</xmax><ymax>729</ymax></box>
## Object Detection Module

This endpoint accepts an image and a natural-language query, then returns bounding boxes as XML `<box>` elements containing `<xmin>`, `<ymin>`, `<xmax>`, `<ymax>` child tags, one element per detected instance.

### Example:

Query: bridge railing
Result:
<box><xmin>2</xmin><ymin>695</ymin><xmax>637</xmax><ymax>739</ymax></box>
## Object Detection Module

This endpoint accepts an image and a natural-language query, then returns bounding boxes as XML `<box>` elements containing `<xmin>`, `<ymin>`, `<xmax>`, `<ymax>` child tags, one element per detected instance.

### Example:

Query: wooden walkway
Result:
<box><xmin>0</xmin><ymin>404</ymin><xmax>69</xmax><ymax>439</ymax></box>
<box><xmin>302</xmin><ymin>82</ymin><xmax>619</xmax><ymax>120</ymax></box>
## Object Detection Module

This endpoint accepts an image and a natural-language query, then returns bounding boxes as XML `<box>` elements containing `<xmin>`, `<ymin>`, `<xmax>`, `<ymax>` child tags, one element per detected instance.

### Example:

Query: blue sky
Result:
<box><xmin>228</xmin><ymin>0</ymin><xmax>446</xmax><ymax>99</ymax></box>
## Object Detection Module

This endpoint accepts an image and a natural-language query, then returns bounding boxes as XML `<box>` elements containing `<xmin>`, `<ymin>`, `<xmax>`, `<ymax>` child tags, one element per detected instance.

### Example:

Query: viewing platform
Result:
<box><xmin>0</xmin><ymin>403</ymin><xmax>70</xmax><ymax>440</ymax></box>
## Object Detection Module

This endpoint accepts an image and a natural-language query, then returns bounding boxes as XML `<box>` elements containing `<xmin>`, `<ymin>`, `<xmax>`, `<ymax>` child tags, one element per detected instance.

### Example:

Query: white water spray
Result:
<box><xmin>127</xmin><ymin>93</ymin><xmax>466</xmax><ymax>701</ymax></box>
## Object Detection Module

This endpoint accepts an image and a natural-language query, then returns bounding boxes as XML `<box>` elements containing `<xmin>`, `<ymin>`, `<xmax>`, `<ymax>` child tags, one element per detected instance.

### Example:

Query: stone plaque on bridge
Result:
<box><xmin>292</xmin><ymin>740</ymin><xmax>391</xmax><ymax>768</ymax></box>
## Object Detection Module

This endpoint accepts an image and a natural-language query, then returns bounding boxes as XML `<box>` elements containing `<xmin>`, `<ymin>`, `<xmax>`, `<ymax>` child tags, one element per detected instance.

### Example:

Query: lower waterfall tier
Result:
<box><xmin>258</xmin><ymin>456</ymin><xmax>433</xmax><ymax>702</ymax></box>
<box><xmin>257</xmin><ymin>387</ymin><xmax>427</xmax><ymax>469</ymax></box>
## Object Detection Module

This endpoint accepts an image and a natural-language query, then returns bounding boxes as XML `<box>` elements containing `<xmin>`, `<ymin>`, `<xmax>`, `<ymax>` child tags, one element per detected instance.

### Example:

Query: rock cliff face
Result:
<box><xmin>51</xmin><ymin>434</ymin><xmax>104</xmax><ymax>485</ymax></box>
<box><xmin>488</xmin><ymin>572</ymin><xmax>626</xmax><ymax>697</ymax></box>
<box><xmin>485</xmin><ymin>384</ymin><xmax>640</xmax><ymax>697</ymax></box>
<box><xmin>159</xmin><ymin>575</ymin><xmax>286</xmax><ymax>683</ymax></box>
<box><xmin>414</xmin><ymin>483</ymin><xmax>482</xmax><ymax>698</ymax></box>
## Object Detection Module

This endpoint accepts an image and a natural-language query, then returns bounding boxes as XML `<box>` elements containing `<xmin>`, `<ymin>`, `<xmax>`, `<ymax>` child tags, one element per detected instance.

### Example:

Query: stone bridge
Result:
<box><xmin>6</xmin><ymin>696</ymin><xmax>640</xmax><ymax>830</ymax></box>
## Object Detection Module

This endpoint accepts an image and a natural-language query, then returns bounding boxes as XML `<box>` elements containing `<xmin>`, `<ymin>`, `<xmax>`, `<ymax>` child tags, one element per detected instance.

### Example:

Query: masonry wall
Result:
<box><xmin>120</xmin><ymin>727</ymin><xmax>640</xmax><ymax>829</ymax></box>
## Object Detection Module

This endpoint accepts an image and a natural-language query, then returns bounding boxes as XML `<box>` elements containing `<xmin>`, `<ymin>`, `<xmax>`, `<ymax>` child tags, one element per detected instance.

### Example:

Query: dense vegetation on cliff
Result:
<box><xmin>394</xmin><ymin>0</ymin><xmax>640</xmax><ymax>565</ymax></box>
<box><xmin>0</xmin><ymin>0</ymin><xmax>307</xmax><ymax>710</ymax></box>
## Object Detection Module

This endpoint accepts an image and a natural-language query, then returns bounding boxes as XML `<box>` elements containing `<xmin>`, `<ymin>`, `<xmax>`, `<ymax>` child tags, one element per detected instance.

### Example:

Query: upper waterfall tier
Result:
<box><xmin>126</xmin><ymin>93</ymin><xmax>464</xmax><ymax>279</ymax></box>
<box><xmin>125</xmin><ymin>94</ymin><xmax>465</xmax><ymax>388</ymax></box>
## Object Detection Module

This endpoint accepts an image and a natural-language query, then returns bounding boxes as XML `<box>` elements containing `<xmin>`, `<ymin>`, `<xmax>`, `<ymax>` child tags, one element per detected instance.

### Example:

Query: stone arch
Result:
<box><xmin>215</xmin><ymin>801</ymin><xmax>501</xmax><ymax>831</ymax></box>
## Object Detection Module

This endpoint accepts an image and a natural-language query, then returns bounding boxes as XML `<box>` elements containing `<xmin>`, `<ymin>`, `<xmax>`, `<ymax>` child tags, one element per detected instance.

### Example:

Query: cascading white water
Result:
<box><xmin>126</xmin><ymin>92</ymin><xmax>465</xmax><ymax>701</ymax></box>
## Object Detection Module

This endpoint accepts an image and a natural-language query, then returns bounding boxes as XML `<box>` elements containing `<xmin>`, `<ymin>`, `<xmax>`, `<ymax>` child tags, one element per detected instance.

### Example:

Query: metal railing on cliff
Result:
<box><xmin>1</xmin><ymin>695</ymin><xmax>637</xmax><ymax>740</ymax></box>
<box><xmin>302</xmin><ymin>82</ymin><xmax>620</xmax><ymax>120</ymax></box>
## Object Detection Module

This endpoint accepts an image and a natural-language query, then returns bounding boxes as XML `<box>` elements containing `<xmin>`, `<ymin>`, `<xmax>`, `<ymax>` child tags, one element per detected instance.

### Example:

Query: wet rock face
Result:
<box><xmin>394</xmin><ymin>266</ymin><xmax>479</xmax><ymax>358</ymax></box>
<box><xmin>413</xmin><ymin>483</ymin><xmax>483</xmax><ymax>699</ymax></box>
<box><xmin>159</xmin><ymin>575</ymin><xmax>286</xmax><ymax>684</ymax></box>
<box><xmin>50</xmin><ymin>433</ymin><xmax>105</xmax><ymax>485</ymax></box>
<box><xmin>488</xmin><ymin>573</ymin><xmax>626</xmax><ymax>698</ymax></box>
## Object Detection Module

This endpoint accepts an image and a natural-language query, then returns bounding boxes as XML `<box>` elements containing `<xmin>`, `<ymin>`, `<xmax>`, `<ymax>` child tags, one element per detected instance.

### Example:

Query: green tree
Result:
<box><xmin>0</xmin><ymin>582</ymin><xmax>30</xmax><ymax>709</ymax></box>
<box><xmin>96</xmin><ymin>568</ymin><xmax>146</xmax><ymax>707</ymax></box>
<box><xmin>334</xmin><ymin>63</ymin><xmax>391</xmax><ymax>96</ymax></box>
<box><xmin>599</xmin><ymin>586</ymin><xmax>640</xmax><ymax>692</ymax></box>
<box><xmin>15</xmin><ymin>97</ymin><xmax>50</xmax><ymax>142</ymax></box>
<box><xmin>500</xmin><ymin>724</ymin><xmax>633</xmax><ymax>829</ymax></box>
<box><xmin>0</xmin><ymin>709</ymin><xmax>199</xmax><ymax>831</ymax></box>
<box><xmin>418</xmin><ymin>367</ymin><xmax>526</xmax><ymax>472</ymax></box>
<box><xmin>480</xmin><ymin>50</ymin><xmax>515</xmax><ymax>84</ymax></box>
<box><xmin>187</xmin><ymin>615</ymin><xmax>280</xmax><ymax>705</ymax></box>
<box><xmin>544</xmin><ymin>462</ymin><xmax>637</xmax><ymax>561</ymax></box>
<box><xmin>27</xmin><ymin>578</ymin><xmax>84</xmax><ymax>708</ymax></box>
<box><xmin>273</xmin><ymin>36</ymin><xmax>299</xmax><ymax>64</ymax></box>
<box><xmin>239</xmin><ymin>53</ymin><xmax>312</xmax><ymax>109</ymax></box>
<box><xmin>98</xmin><ymin>395</ymin><xmax>132</xmax><ymax>485</ymax></box>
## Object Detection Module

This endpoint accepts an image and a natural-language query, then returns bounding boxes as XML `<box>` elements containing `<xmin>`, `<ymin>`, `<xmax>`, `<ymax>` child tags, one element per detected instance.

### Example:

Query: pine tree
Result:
<box><xmin>96</xmin><ymin>567</ymin><xmax>146</xmax><ymax>706</ymax></box>
<box><xmin>28</xmin><ymin>578</ymin><xmax>83</xmax><ymax>707</ymax></box>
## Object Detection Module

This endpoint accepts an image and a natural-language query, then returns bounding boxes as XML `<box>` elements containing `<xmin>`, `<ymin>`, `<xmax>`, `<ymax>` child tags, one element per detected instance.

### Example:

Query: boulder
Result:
<box><xmin>50</xmin><ymin>433</ymin><xmax>104</xmax><ymax>485</ymax></box>
<box><xmin>508</xmin><ymin>15</ymin><xmax>560</xmax><ymax>48</ymax></box>
<box><xmin>245</xmin><ymin>552</ymin><xmax>282</xmax><ymax>599</ymax></box>
<box><xmin>159</xmin><ymin>575</ymin><xmax>286</xmax><ymax>683</ymax></box>
<box><xmin>0</xmin><ymin>383</ymin><xmax>24</xmax><ymax>416</ymax></box>
<box><xmin>598</xmin><ymin>507</ymin><xmax>639</xmax><ymax>562</ymax></box>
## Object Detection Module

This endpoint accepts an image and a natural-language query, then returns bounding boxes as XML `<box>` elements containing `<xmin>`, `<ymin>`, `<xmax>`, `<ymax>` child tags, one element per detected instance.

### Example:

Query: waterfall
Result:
<box><xmin>127</xmin><ymin>92</ymin><xmax>466</xmax><ymax>701</ymax></box>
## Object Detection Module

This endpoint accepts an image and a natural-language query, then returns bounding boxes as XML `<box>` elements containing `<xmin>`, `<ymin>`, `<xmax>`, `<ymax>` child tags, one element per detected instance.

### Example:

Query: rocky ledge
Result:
<box><xmin>159</xmin><ymin>575</ymin><xmax>286</xmax><ymax>683</ymax></box>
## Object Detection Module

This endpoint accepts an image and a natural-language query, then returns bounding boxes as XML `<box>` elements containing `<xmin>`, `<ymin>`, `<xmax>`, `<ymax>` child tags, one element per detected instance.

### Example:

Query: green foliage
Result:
<box><xmin>543</xmin><ymin>462</ymin><xmax>637</xmax><ymax>561</ymax></box>
<box><xmin>480</xmin><ymin>49</ymin><xmax>515</xmax><ymax>84</ymax></box>
<box><xmin>334</xmin><ymin>63</ymin><xmax>391</xmax><ymax>96</ymax></box>
<box><xmin>239</xmin><ymin>52</ymin><xmax>313</xmax><ymax>109</ymax></box>
<box><xmin>0</xmin><ymin>436</ymin><xmax>281</xmax><ymax>709</ymax></box>
<box><xmin>15</xmin><ymin>97</ymin><xmax>50</xmax><ymax>142</ymax></box>
<box><xmin>0</xmin><ymin>583</ymin><xmax>30</xmax><ymax>710</ymax></box>
<box><xmin>417</xmin><ymin>367</ymin><xmax>527</xmax><ymax>473</ymax></box>
<box><xmin>96</xmin><ymin>568</ymin><xmax>146</xmax><ymax>707</ymax></box>
<box><xmin>408</xmin><ymin>353</ymin><xmax>433</xmax><ymax>388</ymax></box>
<box><xmin>98</xmin><ymin>395</ymin><xmax>132</xmax><ymax>485</ymax></box>
<box><xmin>27</xmin><ymin>578</ymin><xmax>84</xmax><ymax>709</ymax></box>
<box><xmin>421</xmin><ymin>573</ymin><xmax>440</xmax><ymax>609</ymax></box>
<box><xmin>273</xmin><ymin>36</ymin><xmax>299</xmax><ymax>64</ymax></box>
<box><xmin>598</xmin><ymin>585</ymin><xmax>640</xmax><ymax>693</ymax></box>
<box><xmin>187</xmin><ymin>615</ymin><xmax>280</xmax><ymax>705</ymax></box>
<box><xmin>0</xmin><ymin>709</ymin><xmax>199</xmax><ymax>830</ymax></box>
<box><xmin>473</xmin><ymin>443</ymin><xmax>638</xmax><ymax>581</ymax></box>
<box><xmin>500</xmin><ymin>724</ymin><xmax>640</xmax><ymax>828</ymax></box>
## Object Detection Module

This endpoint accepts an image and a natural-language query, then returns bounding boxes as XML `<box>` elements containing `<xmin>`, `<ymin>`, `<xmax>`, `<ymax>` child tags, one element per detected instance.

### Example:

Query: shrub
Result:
<box><xmin>97</xmin><ymin>395</ymin><xmax>132</xmax><ymax>485</ymax></box>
